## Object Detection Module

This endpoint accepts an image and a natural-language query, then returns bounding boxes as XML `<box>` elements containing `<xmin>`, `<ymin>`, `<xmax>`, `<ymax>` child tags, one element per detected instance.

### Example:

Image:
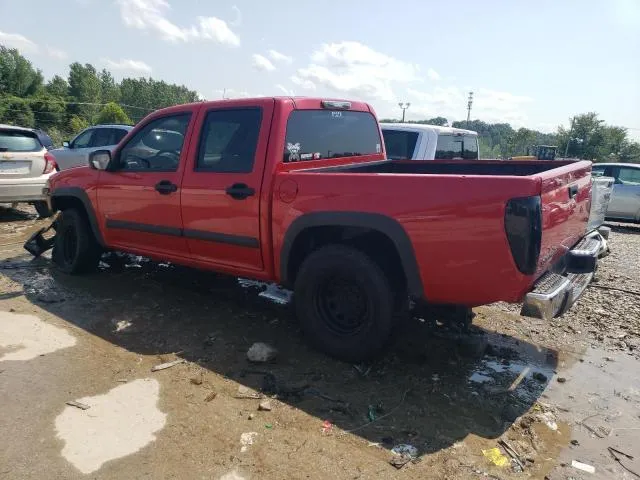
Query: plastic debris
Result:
<box><xmin>264</xmin><ymin>424</ymin><xmax>273</xmax><ymax>429</ymax></box>
<box><xmin>235</xmin><ymin>385</ymin><xmax>264</xmax><ymax>400</ymax></box>
<box><xmin>482</xmin><ymin>448</ymin><xmax>510</xmax><ymax>467</ymax></box>
<box><xmin>571</xmin><ymin>460</ymin><xmax>595</xmax><ymax>474</ymax></box>
<box><xmin>246</xmin><ymin>342</ymin><xmax>278</xmax><ymax>363</ymax></box>
<box><xmin>240</xmin><ymin>432</ymin><xmax>258</xmax><ymax>453</ymax></box>
<box><xmin>391</xmin><ymin>444</ymin><xmax>418</xmax><ymax>458</ymax></box>
<box><xmin>204</xmin><ymin>391</ymin><xmax>217</xmax><ymax>402</ymax></box>
<box><xmin>538</xmin><ymin>411</ymin><xmax>558</xmax><ymax>431</ymax></box>
<box><xmin>321</xmin><ymin>420</ymin><xmax>333</xmax><ymax>434</ymax></box>
<box><xmin>367</xmin><ymin>405</ymin><xmax>377</xmax><ymax>422</ymax></box>
<box><xmin>151</xmin><ymin>359</ymin><xmax>185</xmax><ymax>372</ymax></box>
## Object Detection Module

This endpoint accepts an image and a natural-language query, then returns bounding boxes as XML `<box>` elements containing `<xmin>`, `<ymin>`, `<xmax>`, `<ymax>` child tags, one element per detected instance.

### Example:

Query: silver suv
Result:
<box><xmin>50</xmin><ymin>124</ymin><xmax>133</xmax><ymax>171</ymax></box>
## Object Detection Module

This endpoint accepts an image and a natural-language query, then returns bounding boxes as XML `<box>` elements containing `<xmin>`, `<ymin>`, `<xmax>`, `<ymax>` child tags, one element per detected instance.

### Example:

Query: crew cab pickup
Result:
<box><xmin>45</xmin><ymin>97</ymin><xmax>606</xmax><ymax>361</ymax></box>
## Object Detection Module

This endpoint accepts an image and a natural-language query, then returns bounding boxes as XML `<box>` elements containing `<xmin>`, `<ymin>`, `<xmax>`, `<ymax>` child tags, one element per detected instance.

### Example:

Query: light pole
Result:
<box><xmin>564</xmin><ymin>117</ymin><xmax>575</xmax><ymax>158</ymax></box>
<box><xmin>398</xmin><ymin>102</ymin><xmax>410</xmax><ymax>123</ymax></box>
<box><xmin>466</xmin><ymin>91</ymin><xmax>474</xmax><ymax>127</ymax></box>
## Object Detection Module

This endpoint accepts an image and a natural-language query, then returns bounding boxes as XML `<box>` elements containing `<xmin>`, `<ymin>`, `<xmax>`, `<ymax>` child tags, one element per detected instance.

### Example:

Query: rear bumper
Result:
<box><xmin>521</xmin><ymin>228</ymin><xmax>607</xmax><ymax>320</ymax></box>
<box><xmin>0</xmin><ymin>175</ymin><xmax>51</xmax><ymax>203</ymax></box>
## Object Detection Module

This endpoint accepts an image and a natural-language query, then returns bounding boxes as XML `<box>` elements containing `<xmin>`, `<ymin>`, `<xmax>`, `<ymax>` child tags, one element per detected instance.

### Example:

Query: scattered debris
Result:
<box><xmin>65</xmin><ymin>401</ymin><xmax>90</xmax><ymax>410</ymax></box>
<box><xmin>571</xmin><ymin>439</ymin><xmax>580</xmax><ymax>446</ymax></box>
<box><xmin>190</xmin><ymin>372</ymin><xmax>204</xmax><ymax>385</ymax></box>
<box><xmin>571</xmin><ymin>460</ymin><xmax>595</xmax><ymax>474</ymax></box>
<box><xmin>608</xmin><ymin>447</ymin><xmax>640</xmax><ymax>478</ymax></box>
<box><xmin>246</xmin><ymin>343</ymin><xmax>278</xmax><ymax>363</ymax></box>
<box><xmin>264</xmin><ymin>424</ymin><xmax>273</xmax><ymax>429</ymax></box>
<box><xmin>498</xmin><ymin>440</ymin><xmax>525</xmax><ymax>471</ymax></box>
<box><xmin>367</xmin><ymin>405</ymin><xmax>378</xmax><ymax>422</ymax></box>
<box><xmin>258</xmin><ymin>401</ymin><xmax>272</xmax><ymax>412</ymax></box>
<box><xmin>389</xmin><ymin>454</ymin><xmax>413</xmax><ymax>470</ymax></box>
<box><xmin>240</xmin><ymin>432</ymin><xmax>258</xmax><ymax>453</ymax></box>
<box><xmin>579</xmin><ymin>414</ymin><xmax>606</xmax><ymax>438</ymax></box>
<box><xmin>204</xmin><ymin>391</ymin><xmax>217</xmax><ymax>402</ymax></box>
<box><xmin>537</xmin><ymin>411</ymin><xmax>558</xmax><ymax>431</ymax></box>
<box><xmin>532</xmin><ymin>371</ymin><xmax>548</xmax><ymax>383</ymax></box>
<box><xmin>482</xmin><ymin>447</ymin><xmax>510</xmax><ymax>467</ymax></box>
<box><xmin>235</xmin><ymin>385</ymin><xmax>264</xmax><ymax>400</ymax></box>
<box><xmin>557</xmin><ymin>377</ymin><xmax>567</xmax><ymax>383</ymax></box>
<box><xmin>353</xmin><ymin>364</ymin><xmax>371</xmax><ymax>376</ymax></box>
<box><xmin>248</xmin><ymin>413</ymin><xmax>255</xmax><ymax>420</ymax></box>
<box><xmin>321</xmin><ymin>420</ymin><xmax>333</xmax><ymax>434</ymax></box>
<box><xmin>151</xmin><ymin>359</ymin><xmax>185</xmax><ymax>372</ymax></box>
<box><xmin>391</xmin><ymin>444</ymin><xmax>418</xmax><ymax>458</ymax></box>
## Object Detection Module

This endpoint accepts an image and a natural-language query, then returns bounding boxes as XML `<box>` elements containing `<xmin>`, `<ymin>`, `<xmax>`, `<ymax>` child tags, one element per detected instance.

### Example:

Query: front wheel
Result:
<box><xmin>294</xmin><ymin>245</ymin><xmax>395</xmax><ymax>362</ymax></box>
<box><xmin>52</xmin><ymin>208</ymin><xmax>101</xmax><ymax>274</ymax></box>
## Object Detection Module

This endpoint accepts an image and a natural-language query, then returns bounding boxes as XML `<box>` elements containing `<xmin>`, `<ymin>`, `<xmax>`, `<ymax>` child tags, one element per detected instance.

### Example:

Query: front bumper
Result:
<box><xmin>521</xmin><ymin>227</ymin><xmax>608</xmax><ymax>320</ymax></box>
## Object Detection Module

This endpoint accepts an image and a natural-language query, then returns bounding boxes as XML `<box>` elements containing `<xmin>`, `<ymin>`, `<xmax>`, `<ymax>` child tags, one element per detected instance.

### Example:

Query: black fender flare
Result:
<box><xmin>51</xmin><ymin>187</ymin><xmax>106</xmax><ymax>247</ymax></box>
<box><xmin>280</xmin><ymin>211</ymin><xmax>424</xmax><ymax>297</ymax></box>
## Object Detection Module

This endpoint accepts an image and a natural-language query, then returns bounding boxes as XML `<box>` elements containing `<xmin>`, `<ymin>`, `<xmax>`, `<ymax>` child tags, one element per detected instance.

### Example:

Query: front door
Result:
<box><xmin>97</xmin><ymin>111</ymin><xmax>195</xmax><ymax>258</ymax></box>
<box><xmin>608</xmin><ymin>166</ymin><xmax>640</xmax><ymax>221</ymax></box>
<box><xmin>180</xmin><ymin>101</ymin><xmax>273</xmax><ymax>273</ymax></box>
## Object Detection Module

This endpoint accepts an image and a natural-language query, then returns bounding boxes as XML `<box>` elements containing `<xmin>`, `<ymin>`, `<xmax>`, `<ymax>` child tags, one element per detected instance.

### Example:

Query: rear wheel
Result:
<box><xmin>294</xmin><ymin>245</ymin><xmax>395</xmax><ymax>362</ymax></box>
<box><xmin>33</xmin><ymin>201</ymin><xmax>52</xmax><ymax>218</ymax></box>
<box><xmin>52</xmin><ymin>208</ymin><xmax>101</xmax><ymax>274</ymax></box>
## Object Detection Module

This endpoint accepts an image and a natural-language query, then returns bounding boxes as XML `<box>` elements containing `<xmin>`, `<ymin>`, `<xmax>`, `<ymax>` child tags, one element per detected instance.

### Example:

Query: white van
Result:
<box><xmin>381</xmin><ymin>123</ymin><xmax>479</xmax><ymax>160</ymax></box>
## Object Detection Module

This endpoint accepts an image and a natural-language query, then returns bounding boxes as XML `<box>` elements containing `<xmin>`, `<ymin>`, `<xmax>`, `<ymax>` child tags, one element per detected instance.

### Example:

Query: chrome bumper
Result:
<box><xmin>521</xmin><ymin>228</ymin><xmax>607</xmax><ymax>320</ymax></box>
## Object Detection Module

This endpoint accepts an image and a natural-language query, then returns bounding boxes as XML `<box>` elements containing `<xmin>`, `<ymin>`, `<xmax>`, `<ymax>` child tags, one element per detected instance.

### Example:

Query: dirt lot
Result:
<box><xmin>1</xmin><ymin>206</ymin><xmax>639</xmax><ymax>480</ymax></box>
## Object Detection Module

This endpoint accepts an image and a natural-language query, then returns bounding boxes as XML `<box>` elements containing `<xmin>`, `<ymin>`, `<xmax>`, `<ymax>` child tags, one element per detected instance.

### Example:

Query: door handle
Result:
<box><xmin>155</xmin><ymin>180</ymin><xmax>178</xmax><ymax>195</ymax></box>
<box><xmin>225</xmin><ymin>183</ymin><xmax>255</xmax><ymax>200</ymax></box>
<box><xmin>568</xmin><ymin>185</ymin><xmax>578</xmax><ymax>198</ymax></box>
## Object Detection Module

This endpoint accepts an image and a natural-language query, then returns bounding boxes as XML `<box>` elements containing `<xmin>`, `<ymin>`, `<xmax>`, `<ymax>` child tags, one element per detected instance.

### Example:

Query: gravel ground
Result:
<box><xmin>1</xmin><ymin>206</ymin><xmax>639</xmax><ymax>479</ymax></box>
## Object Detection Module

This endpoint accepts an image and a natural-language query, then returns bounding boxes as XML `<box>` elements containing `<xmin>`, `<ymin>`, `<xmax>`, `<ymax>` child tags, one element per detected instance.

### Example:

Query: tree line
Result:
<box><xmin>0</xmin><ymin>45</ymin><xmax>199</xmax><ymax>145</ymax></box>
<box><xmin>380</xmin><ymin>115</ymin><xmax>640</xmax><ymax>163</ymax></box>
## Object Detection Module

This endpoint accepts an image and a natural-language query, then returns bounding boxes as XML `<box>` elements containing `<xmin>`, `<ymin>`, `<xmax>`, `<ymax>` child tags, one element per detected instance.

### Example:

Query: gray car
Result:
<box><xmin>50</xmin><ymin>124</ymin><xmax>133</xmax><ymax>170</ymax></box>
<box><xmin>592</xmin><ymin>162</ymin><xmax>640</xmax><ymax>223</ymax></box>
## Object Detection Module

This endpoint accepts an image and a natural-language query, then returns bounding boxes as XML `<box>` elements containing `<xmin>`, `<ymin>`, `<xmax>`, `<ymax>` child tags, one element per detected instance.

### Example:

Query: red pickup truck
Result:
<box><xmin>45</xmin><ymin>97</ymin><xmax>606</xmax><ymax>361</ymax></box>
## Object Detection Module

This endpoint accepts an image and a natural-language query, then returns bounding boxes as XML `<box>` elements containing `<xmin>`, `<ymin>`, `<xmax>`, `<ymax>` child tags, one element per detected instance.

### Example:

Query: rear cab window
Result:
<box><xmin>382</xmin><ymin>129</ymin><xmax>419</xmax><ymax>160</ymax></box>
<box><xmin>0</xmin><ymin>129</ymin><xmax>43</xmax><ymax>152</ymax></box>
<box><xmin>435</xmin><ymin>134</ymin><xmax>478</xmax><ymax>160</ymax></box>
<box><xmin>284</xmin><ymin>110</ymin><xmax>381</xmax><ymax>163</ymax></box>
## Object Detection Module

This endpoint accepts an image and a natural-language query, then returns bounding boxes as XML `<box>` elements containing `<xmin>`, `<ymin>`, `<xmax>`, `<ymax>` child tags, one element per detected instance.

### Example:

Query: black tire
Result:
<box><xmin>294</xmin><ymin>244</ymin><xmax>395</xmax><ymax>362</ymax></box>
<box><xmin>52</xmin><ymin>208</ymin><xmax>101</xmax><ymax>274</ymax></box>
<box><xmin>33</xmin><ymin>201</ymin><xmax>52</xmax><ymax>219</ymax></box>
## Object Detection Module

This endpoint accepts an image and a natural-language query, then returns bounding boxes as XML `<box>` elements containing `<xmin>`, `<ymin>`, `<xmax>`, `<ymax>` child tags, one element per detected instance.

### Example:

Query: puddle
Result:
<box><xmin>55</xmin><ymin>378</ymin><xmax>166</xmax><ymax>474</ymax></box>
<box><xmin>0</xmin><ymin>312</ymin><xmax>77</xmax><ymax>361</ymax></box>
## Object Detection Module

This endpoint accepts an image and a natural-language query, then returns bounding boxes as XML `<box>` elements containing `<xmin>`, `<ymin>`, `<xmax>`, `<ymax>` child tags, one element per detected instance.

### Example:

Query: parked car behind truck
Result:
<box><xmin>592</xmin><ymin>163</ymin><xmax>640</xmax><ymax>223</ymax></box>
<box><xmin>381</xmin><ymin>123</ymin><xmax>479</xmax><ymax>160</ymax></box>
<box><xmin>46</xmin><ymin>97</ymin><xmax>605</xmax><ymax>361</ymax></box>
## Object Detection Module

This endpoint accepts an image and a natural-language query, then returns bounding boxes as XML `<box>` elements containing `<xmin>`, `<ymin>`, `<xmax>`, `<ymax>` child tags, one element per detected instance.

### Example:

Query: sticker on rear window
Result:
<box><xmin>286</xmin><ymin>142</ymin><xmax>301</xmax><ymax>162</ymax></box>
<box><xmin>376</xmin><ymin>143</ymin><xmax>381</xmax><ymax>153</ymax></box>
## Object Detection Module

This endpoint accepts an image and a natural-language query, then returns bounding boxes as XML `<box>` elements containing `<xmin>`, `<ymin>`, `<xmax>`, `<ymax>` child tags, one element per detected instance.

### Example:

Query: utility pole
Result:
<box><xmin>564</xmin><ymin>117</ymin><xmax>575</xmax><ymax>158</ymax></box>
<box><xmin>222</xmin><ymin>88</ymin><xmax>229</xmax><ymax>100</ymax></box>
<box><xmin>466</xmin><ymin>91</ymin><xmax>474</xmax><ymax>127</ymax></box>
<box><xmin>398</xmin><ymin>102</ymin><xmax>410</xmax><ymax>123</ymax></box>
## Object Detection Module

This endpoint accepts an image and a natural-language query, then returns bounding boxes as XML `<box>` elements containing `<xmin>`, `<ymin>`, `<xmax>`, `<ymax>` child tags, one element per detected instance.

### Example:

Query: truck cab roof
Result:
<box><xmin>380</xmin><ymin>123</ymin><xmax>477</xmax><ymax>136</ymax></box>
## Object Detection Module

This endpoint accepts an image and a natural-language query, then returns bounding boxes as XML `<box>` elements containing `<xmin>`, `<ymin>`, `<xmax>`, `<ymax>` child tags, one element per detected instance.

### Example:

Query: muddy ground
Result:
<box><xmin>1</xmin><ymin>206</ymin><xmax>639</xmax><ymax>480</ymax></box>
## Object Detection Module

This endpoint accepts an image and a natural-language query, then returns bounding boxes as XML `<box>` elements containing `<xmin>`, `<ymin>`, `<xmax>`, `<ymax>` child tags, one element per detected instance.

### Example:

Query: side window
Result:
<box><xmin>72</xmin><ymin>129</ymin><xmax>93</xmax><ymax>149</ymax></box>
<box><xmin>91</xmin><ymin>128</ymin><xmax>113</xmax><ymax>148</ymax></box>
<box><xmin>117</xmin><ymin>114</ymin><xmax>190</xmax><ymax>172</ymax></box>
<box><xmin>435</xmin><ymin>134</ymin><xmax>463</xmax><ymax>159</ymax></box>
<box><xmin>112</xmin><ymin>128</ymin><xmax>129</xmax><ymax>145</ymax></box>
<box><xmin>618</xmin><ymin>167</ymin><xmax>640</xmax><ymax>185</ymax></box>
<box><xmin>196</xmin><ymin>108</ymin><xmax>262</xmax><ymax>173</ymax></box>
<box><xmin>591</xmin><ymin>166</ymin><xmax>605</xmax><ymax>177</ymax></box>
<box><xmin>462</xmin><ymin>135</ymin><xmax>478</xmax><ymax>160</ymax></box>
<box><xmin>382</xmin><ymin>130</ymin><xmax>418</xmax><ymax>160</ymax></box>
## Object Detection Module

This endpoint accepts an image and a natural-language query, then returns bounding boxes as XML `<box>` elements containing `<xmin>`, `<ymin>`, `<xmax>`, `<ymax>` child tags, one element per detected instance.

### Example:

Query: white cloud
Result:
<box><xmin>0</xmin><ymin>30</ymin><xmax>39</xmax><ymax>53</ymax></box>
<box><xmin>296</xmin><ymin>41</ymin><xmax>419</xmax><ymax>102</ymax></box>
<box><xmin>427</xmin><ymin>68</ymin><xmax>440</xmax><ymax>81</ymax></box>
<box><xmin>214</xmin><ymin>88</ymin><xmax>261</xmax><ymax>99</ymax></box>
<box><xmin>102</xmin><ymin>58</ymin><xmax>153</xmax><ymax>74</ymax></box>
<box><xmin>268</xmin><ymin>49</ymin><xmax>293</xmax><ymax>64</ymax></box>
<box><xmin>291</xmin><ymin>75</ymin><xmax>316</xmax><ymax>91</ymax></box>
<box><xmin>275</xmin><ymin>84</ymin><xmax>295</xmax><ymax>96</ymax></box>
<box><xmin>46</xmin><ymin>47</ymin><xmax>68</xmax><ymax>60</ymax></box>
<box><xmin>115</xmin><ymin>0</ymin><xmax>239</xmax><ymax>46</ymax></box>
<box><xmin>251</xmin><ymin>54</ymin><xmax>276</xmax><ymax>72</ymax></box>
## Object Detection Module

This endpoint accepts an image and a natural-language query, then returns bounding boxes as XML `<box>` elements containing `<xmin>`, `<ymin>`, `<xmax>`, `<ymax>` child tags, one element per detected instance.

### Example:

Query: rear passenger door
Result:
<box><xmin>181</xmin><ymin>100</ymin><xmax>274</xmax><ymax>273</ymax></box>
<box><xmin>609</xmin><ymin>166</ymin><xmax>640</xmax><ymax>220</ymax></box>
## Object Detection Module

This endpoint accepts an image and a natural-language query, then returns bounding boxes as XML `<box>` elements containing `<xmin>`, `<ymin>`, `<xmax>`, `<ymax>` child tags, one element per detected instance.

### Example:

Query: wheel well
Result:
<box><xmin>286</xmin><ymin>226</ymin><xmax>408</xmax><ymax>292</ymax></box>
<box><xmin>51</xmin><ymin>196</ymin><xmax>91</xmax><ymax>230</ymax></box>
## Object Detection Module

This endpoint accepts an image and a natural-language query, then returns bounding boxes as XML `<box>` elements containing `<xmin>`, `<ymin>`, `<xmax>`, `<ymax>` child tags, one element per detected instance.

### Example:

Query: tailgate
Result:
<box><xmin>536</xmin><ymin>160</ymin><xmax>592</xmax><ymax>275</ymax></box>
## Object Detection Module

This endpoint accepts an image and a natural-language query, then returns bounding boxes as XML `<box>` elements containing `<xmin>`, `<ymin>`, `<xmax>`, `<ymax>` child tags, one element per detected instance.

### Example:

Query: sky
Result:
<box><xmin>1</xmin><ymin>0</ymin><xmax>639</xmax><ymax>139</ymax></box>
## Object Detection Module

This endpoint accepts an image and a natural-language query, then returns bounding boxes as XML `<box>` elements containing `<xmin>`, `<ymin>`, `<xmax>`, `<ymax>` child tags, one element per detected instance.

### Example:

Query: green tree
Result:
<box><xmin>95</xmin><ymin>102</ymin><xmax>131</xmax><ymax>124</ymax></box>
<box><xmin>0</xmin><ymin>46</ymin><xmax>43</xmax><ymax>97</ymax></box>
<box><xmin>68</xmin><ymin>115</ymin><xmax>89</xmax><ymax>135</ymax></box>
<box><xmin>29</xmin><ymin>94</ymin><xmax>66</xmax><ymax>130</ymax></box>
<box><xmin>0</xmin><ymin>96</ymin><xmax>35</xmax><ymax>127</ymax></box>
<box><xmin>45</xmin><ymin>75</ymin><xmax>69</xmax><ymax>98</ymax></box>
<box><xmin>67</xmin><ymin>62</ymin><xmax>102</xmax><ymax>121</ymax></box>
<box><xmin>99</xmin><ymin>69</ymin><xmax>120</xmax><ymax>104</ymax></box>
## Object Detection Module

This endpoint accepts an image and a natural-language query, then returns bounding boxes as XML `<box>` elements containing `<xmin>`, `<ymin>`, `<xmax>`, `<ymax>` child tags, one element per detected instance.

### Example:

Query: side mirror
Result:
<box><xmin>89</xmin><ymin>150</ymin><xmax>111</xmax><ymax>170</ymax></box>
<box><xmin>62</xmin><ymin>141</ymin><xmax>70</xmax><ymax>148</ymax></box>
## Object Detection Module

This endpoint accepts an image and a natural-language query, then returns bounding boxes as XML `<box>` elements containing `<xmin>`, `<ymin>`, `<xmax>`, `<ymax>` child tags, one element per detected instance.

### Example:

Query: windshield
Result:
<box><xmin>284</xmin><ymin>110</ymin><xmax>382</xmax><ymax>162</ymax></box>
<box><xmin>0</xmin><ymin>129</ymin><xmax>42</xmax><ymax>152</ymax></box>
<box><xmin>435</xmin><ymin>134</ymin><xmax>478</xmax><ymax>160</ymax></box>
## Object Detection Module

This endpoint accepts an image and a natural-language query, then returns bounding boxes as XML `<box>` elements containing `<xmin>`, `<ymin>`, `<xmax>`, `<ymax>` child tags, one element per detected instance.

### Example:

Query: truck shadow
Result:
<box><xmin>1</xmin><ymin>251</ymin><xmax>558</xmax><ymax>456</ymax></box>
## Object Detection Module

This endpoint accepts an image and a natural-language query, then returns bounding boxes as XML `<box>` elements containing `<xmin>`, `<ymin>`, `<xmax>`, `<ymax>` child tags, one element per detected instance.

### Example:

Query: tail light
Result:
<box><xmin>43</xmin><ymin>152</ymin><xmax>58</xmax><ymax>174</ymax></box>
<box><xmin>504</xmin><ymin>196</ymin><xmax>542</xmax><ymax>275</ymax></box>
